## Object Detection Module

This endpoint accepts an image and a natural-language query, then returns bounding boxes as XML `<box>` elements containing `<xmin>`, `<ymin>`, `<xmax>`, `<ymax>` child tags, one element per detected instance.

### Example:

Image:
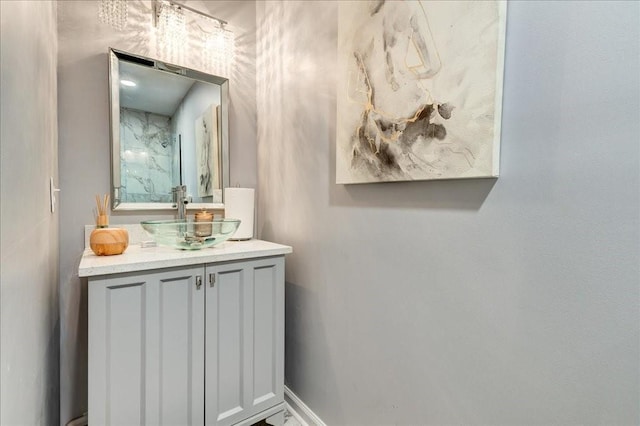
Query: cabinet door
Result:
<box><xmin>88</xmin><ymin>266</ymin><xmax>205</xmax><ymax>426</ymax></box>
<box><xmin>205</xmin><ymin>257</ymin><xmax>284</xmax><ymax>425</ymax></box>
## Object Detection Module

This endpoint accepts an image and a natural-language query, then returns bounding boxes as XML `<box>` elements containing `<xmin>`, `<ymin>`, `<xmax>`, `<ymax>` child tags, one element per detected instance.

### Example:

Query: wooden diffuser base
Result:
<box><xmin>90</xmin><ymin>228</ymin><xmax>129</xmax><ymax>256</ymax></box>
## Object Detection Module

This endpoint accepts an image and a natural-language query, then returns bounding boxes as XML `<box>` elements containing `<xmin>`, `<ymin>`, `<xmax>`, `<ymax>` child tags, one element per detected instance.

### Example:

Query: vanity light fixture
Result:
<box><xmin>152</xmin><ymin>0</ymin><xmax>235</xmax><ymax>76</ymax></box>
<box><xmin>98</xmin><ymin>0</ymin><xmax>235</xmax><ymax>77</ymax></box>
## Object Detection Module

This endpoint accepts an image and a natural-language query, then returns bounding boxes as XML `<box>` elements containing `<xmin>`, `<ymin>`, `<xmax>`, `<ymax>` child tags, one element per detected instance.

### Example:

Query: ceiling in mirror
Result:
<box><xmin>119</xmin><ymin>61</ymin><xmax>195</xmax><ymax>115</ymax></box>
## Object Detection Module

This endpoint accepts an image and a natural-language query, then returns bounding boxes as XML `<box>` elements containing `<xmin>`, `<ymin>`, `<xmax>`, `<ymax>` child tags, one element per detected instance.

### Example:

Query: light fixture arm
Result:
<box><xmin>153</xmin><ymin>0</ymin><xmax>228</xmax><ymax>27</ymax></box>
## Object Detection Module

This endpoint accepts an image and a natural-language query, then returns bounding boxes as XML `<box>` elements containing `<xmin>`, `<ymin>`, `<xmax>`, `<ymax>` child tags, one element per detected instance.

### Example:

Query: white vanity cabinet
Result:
<box><xmin>80</xmin><ymin>241</ymin><xmax>291</xmax><ymax>426</ymax></box>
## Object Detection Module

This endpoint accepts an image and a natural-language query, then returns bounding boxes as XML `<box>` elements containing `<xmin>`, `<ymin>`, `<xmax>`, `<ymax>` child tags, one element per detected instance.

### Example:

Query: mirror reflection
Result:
<box><xmin>109</xmin><ymin>48</ymin><xmax>229</xmax><ymax>211</ymax></box>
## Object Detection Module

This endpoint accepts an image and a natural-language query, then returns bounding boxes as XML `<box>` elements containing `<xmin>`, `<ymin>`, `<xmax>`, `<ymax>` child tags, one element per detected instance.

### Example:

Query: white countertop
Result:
<box><xmin>79</xmin><ymin>239</ymin><xmax>292</xmax><ymax>278</ymax></box>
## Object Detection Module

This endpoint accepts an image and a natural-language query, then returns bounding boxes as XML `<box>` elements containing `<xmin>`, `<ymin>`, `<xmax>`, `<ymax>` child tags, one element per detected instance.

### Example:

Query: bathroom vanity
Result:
<box><xmin>78</xmin><ymin>240</ymin><xmax>292</xmax><ymax>426</ymax></box>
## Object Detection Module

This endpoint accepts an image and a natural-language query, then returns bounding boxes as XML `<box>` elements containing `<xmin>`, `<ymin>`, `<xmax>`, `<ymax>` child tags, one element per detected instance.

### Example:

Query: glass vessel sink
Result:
<box><xmin>140</xmin><ymin>219</ymin><xmax>241</xmax><ymax>250</ymax></box>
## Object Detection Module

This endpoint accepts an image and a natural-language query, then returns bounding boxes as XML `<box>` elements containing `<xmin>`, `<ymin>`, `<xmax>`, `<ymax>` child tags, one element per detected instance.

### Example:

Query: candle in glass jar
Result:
<box><xmin>194</xmin><ymin>211</ymin><xmax>213</xmax><ymax>237</ymax></box>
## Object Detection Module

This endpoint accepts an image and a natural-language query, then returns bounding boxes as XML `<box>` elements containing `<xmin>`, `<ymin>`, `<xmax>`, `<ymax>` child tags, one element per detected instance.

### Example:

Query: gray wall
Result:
<box><xmin>57</xmin><ymin>1</ymin><xmax>256</xmax><ymax>423</ymax></box>
<box><xmin>0</xmin><ymin>1</ymin><xmax>60</xmax><ymax>424</ymax></box>
<box><xmin>256</xmin><ymin>1</ymin><xmax>639</xmax><ymax>424</ymax></box>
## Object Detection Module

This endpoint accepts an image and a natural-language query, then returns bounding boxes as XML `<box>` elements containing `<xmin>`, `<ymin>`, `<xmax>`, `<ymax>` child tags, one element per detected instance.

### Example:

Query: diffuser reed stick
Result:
<box><xmin>95</xmin><ymin>193</ymin><xmax>109</xmax><ymax>228</ymax></box>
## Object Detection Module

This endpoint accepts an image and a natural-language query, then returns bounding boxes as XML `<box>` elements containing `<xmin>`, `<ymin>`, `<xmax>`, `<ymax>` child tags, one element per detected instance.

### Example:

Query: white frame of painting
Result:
<box><xmin>336</xmin><ymin>0</ymin><xmax>507</xmax><ymax>184</ymax></box>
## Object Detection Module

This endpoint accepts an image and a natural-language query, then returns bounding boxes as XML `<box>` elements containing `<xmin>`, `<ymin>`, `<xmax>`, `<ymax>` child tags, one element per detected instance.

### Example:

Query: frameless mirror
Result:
<box><xmin>109</xmin><ymin>48</ymin><xmax>229</xmax><ymax>211</ymax></box>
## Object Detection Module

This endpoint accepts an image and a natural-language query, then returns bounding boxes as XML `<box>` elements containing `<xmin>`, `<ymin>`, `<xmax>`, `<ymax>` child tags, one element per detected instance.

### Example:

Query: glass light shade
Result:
<box><xmin>155</xmin><ymin>1</ymin><xmax>187</xmax><ymax>64</ymax></box>
<box><xmin>203</xmin><ymin>25</ymin><xmax>235</xmax><ymax>77</ymax></box>
<box><xmin>98</xmin><ymin>0</ymin><xmax>128</xmax><ymax>31</ymax></box>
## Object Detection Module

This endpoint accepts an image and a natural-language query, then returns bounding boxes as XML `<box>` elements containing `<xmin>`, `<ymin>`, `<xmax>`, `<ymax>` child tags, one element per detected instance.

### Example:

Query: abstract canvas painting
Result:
<box><xmin>195</xmin><ymin>104</ymin><xmax>220</xmax><ymax>197</ymax></box>
<box><xmin>336</xmin><ymin>0</ymin><xmax>506</xmax><ymax>184</ymax></box>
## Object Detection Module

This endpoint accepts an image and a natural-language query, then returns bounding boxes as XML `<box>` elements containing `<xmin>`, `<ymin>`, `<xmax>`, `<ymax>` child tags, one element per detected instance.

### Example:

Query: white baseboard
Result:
<box><xmin>72</xmin><ymin>393</ymin><xmax>318</xmax><ymax>426</ymax></box>
<box><xmin>284</xmin><ymin>386</ymin><xmax>327</xmax><ymax>426</ymax></box>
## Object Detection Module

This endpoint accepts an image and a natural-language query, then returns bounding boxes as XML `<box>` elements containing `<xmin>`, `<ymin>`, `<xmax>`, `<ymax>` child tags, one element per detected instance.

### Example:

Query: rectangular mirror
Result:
<box><xmin>109</xmin><ymin>48</ymin><xmax>229</xmax><ymax>211</ymax></box>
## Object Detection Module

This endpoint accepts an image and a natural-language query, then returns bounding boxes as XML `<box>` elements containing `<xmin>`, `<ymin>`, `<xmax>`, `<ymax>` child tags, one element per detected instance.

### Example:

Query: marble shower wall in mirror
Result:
<box><xmin>119</xmin><ymin>107</ymin><xmax>177</xmax><ymax>203</ymax></box>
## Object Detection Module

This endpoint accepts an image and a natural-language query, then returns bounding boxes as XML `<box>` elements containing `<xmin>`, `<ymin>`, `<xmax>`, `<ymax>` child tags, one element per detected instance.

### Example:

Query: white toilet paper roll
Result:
<box><xmin>224</xmin><ymin>188</ymin><xmax>254</xmax><ymax>240</ymax></box>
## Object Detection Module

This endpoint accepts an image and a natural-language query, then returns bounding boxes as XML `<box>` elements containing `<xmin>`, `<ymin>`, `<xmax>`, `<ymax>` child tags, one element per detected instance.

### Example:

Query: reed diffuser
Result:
<box><xmin>89</xmin><ymin>193</ymin><xmax>129</xmax><ymax>256</ymax></box>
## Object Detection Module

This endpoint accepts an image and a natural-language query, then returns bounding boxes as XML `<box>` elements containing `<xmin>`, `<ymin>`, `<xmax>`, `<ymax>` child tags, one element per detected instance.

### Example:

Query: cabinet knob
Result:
<box><xmin>209</xmin><ymin>273</ymin><xmax>215</xmax><ymax>287</ymax></box>
<box><xmin>196</xmin><ymin>275</ymin><xmax>202</xmax><ymax>289</ymax></box>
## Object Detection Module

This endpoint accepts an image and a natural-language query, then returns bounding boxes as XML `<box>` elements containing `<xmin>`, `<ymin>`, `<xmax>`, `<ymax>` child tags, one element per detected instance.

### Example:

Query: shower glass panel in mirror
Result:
<box><xmin>109</xmin><ymin>48</ymin><xmax>229</xmax><ymax>211</ymax></box>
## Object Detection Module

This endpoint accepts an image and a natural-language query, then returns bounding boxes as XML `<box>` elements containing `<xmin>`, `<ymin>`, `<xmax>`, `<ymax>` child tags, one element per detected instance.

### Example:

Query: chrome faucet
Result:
<box><xmin>172</xmin><ymin>185</ymin><xmax>189</xmax><ymax>220</ymax></box>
